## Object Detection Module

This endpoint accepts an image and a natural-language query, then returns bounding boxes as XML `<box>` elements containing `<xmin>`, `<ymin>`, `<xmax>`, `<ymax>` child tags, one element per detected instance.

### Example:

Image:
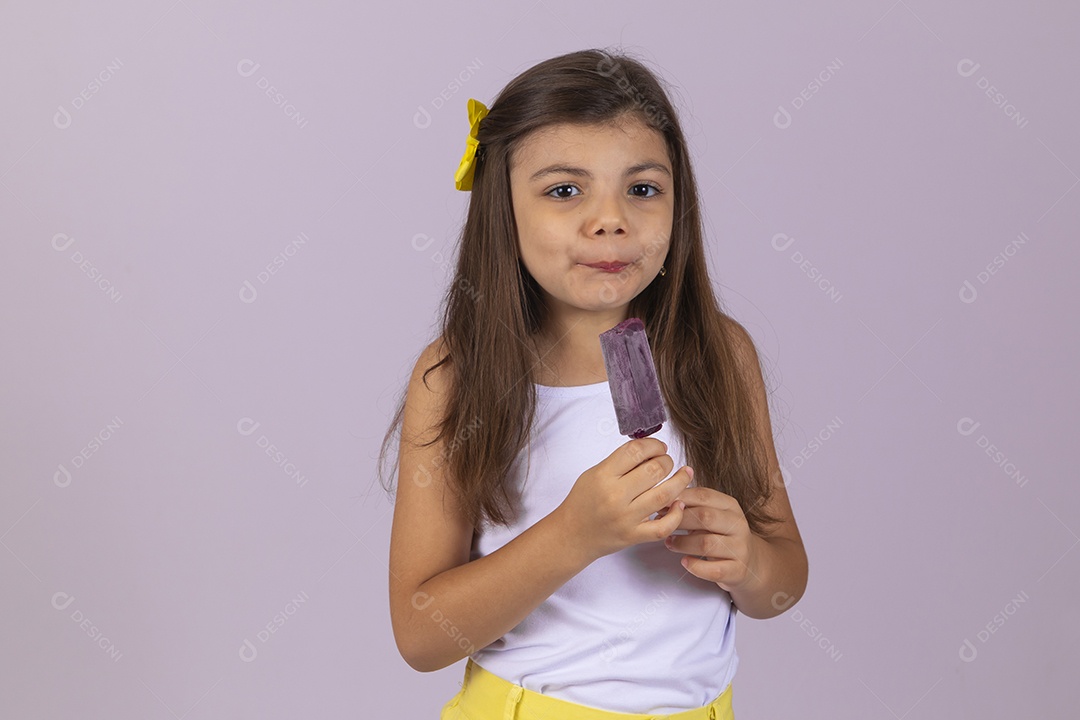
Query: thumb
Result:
<box><xmin>652</xmin><ymin>500</ymin><xmax>685</xmax><ymax>535</ymax></box>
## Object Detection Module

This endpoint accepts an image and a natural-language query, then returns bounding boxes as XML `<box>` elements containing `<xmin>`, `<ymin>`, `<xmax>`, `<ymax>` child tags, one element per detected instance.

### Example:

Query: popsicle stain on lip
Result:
<box><xmin>598</xmin><ymin>317</ymin><xmax>666</xmax><ymax>438</ymax></box>
<box><xmin>580</xmin><ymin>261</ymin><xmax>630</xmax><ymax>272</ymax></box>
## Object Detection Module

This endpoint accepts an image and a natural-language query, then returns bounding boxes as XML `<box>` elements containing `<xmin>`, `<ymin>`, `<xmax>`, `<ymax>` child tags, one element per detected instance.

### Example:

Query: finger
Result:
<box><xmin>663</xmin><ymin>531</ymin><xmax>698</xmax><ymax>556</ymax></box>
<box><xmin>639</xmin><ymin>500</ymin><xmax>686</xmax><ymax>543</ymax></box>
<box><xmin>625</xmin><ymin>451</ymin><xmax>676</xmax><ymax>500</ymax></box>
<box><xmin>654</xmin><ymin>491</ymin><xmax>685</xmax><ymax>516</ymax></box>
<box><xmin>675</xmin><ymin>487</ymin><xmax>735</xmax><ymax>513</ymax></box>
<box><xmin>654</xmin><ymin>502</ymin><xmax>675</xmax><ymax>520</ymax></box>
<box><xmin>610</xmin><ymin>437</ymin><xmax>668</xmax><ymax>478</ymax></box>
<box><xmin>631</xmin><ymin>464</ymin><xmax>692</xmax><ymax>515</ymax></box>
<box><xmin>608</xmin><ymin>438</ymin><xmax>675</xmax><ymax>500</ymax></box>
<box><xmin>665</xmin><ymin>531</ymin><xmax>733</xmax><ymax>560</ymax></box>
<box><xmin>680</xmin><ymin>556</ymin><xmax>734</xmax><ymax>585</ymax></box>
<box><xmin>676</xmin><ymin>503</ymin><xmax>728</xmax><ymax>534</ymax></box>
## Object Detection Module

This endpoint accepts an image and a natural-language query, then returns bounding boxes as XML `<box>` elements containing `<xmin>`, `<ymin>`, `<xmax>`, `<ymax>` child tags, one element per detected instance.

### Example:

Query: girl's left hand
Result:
<box><xmin>660</xmin><ymin>486</ymin><xmax>761</xmax><ymax>593</ymax></box>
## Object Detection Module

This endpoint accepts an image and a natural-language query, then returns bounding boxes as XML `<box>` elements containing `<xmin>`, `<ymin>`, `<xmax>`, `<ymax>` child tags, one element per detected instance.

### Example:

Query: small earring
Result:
<box><xmin>659</xmin><ymin>265</ymin><xmax>666</xmax><ymax>276</ymax></box>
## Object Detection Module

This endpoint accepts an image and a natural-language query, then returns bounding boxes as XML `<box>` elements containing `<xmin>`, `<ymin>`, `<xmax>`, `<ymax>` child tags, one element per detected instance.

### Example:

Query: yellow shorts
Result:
<box><xmin>440</xmin><ymin>658</ymin><xmax>735</xmax><ymax>720</ymax></box>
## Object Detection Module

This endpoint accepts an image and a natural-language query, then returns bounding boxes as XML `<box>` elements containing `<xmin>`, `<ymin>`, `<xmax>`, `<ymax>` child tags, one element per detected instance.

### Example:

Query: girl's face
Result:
<box><xmin>509</xmin><ymin>116</ymin><xmax>674</xmax><ymax>322</ymax></box>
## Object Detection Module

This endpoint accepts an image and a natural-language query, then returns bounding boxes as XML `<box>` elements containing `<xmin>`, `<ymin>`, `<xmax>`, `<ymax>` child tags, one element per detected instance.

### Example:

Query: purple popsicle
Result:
<box><xmin>599</xmin><ymin>317</ymin><xmax>666</xmax><ymax>438</ymax></box>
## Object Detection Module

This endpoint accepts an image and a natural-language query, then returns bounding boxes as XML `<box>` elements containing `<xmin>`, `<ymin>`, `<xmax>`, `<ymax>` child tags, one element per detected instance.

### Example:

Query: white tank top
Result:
<box><xmin>468</xmin><ymin>380</ymin><xmax>738</xmax><ymax>714</ymax></box>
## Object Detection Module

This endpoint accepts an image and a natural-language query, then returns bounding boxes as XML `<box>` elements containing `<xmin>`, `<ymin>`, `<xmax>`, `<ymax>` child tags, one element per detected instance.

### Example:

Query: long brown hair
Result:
<box><xmin>376</xmin><ymin>48</ymin><xmax>785</xmax><ymax>538</ymax></box>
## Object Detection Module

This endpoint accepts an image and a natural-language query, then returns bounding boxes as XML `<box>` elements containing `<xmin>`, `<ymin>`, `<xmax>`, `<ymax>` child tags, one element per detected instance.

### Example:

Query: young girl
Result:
<box><xmin>380</xmin><ymin>48</ymin><xmax>808</xmax><ymax>719</ymax></box>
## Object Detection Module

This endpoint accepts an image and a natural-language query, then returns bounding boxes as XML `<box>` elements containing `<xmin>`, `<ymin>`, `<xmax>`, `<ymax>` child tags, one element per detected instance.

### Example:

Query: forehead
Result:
<box><xmin>510</xmin><ymin>117</ymin><xmax>669</xmax><ymax>171</ymax></box>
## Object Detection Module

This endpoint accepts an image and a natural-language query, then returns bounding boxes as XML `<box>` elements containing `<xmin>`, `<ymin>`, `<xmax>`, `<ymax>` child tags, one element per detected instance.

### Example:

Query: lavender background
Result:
<box><xmin>3</xmin><ymin>1</ymin><xmax>1077</xmax><ymax>717</ymax></box>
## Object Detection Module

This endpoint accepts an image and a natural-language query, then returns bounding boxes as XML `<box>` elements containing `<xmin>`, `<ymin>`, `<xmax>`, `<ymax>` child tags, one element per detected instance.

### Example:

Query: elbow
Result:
<box><xmin>396</xmin><ymin>639</ymin><xmax>434</xmax><ymax>673</ymax></box>
<box><xmin>392</xmin><ymin>622</ymin><xmax>431</xmax><ymax>673</ymax></box>
<box><xmin>793</xmin><ymin>540</ymin><xmax>809</xmax><ymax>601</ymax></box>
<box><xmin>397</xmin><ymin>642</ymin><xmax>454</xmax><ymax>674</ymax></box>
<box><xmin>390</xmin><ymin>585</ymin><xmax>471</xmax><ymax>673</ymax></box>
<box><xmin>399</xmin><ymin>649</ymin><xmax>436</xmax><ymax>674</ymax></box>
<box><xmin>392</xmin><ymin>620</ymin><xmax>454</xmax><ymax>673</ymax></box>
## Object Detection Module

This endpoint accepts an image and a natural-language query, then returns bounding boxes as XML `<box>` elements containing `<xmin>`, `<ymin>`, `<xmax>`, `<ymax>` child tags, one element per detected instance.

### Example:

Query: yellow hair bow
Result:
<box><xmin>454</xmin><ymin>98</ymin><xmax>489</xmax><ymax>191</ymax></box>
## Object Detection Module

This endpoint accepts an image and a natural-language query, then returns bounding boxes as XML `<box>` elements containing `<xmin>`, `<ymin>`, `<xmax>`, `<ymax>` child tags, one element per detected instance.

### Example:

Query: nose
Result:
<box><xmin>586</xmin><ymin>189</ymin><xmax>627</xmax><ymax>237</ymax></box>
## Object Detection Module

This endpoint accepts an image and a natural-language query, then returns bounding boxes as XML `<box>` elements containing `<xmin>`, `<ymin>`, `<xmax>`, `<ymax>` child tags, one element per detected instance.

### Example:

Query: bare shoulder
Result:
<box><xmin>389</xmin><ymin>336</ymin><xmax>474</xmax><ymax>625</ymax></box>
<box><xmin>397</xmin><ymin>334</ymin><xmax>466</xmax><ymax>521</ymax></box>
<box><xmin>725</xmin><ymin>318</ymin><xmax>763</xmax><ymax>376</ymax></box>
<box><xmin>726</xmin><ymin>319</ymin><xmax>804</xmax><ymax>547</ymax></box>
<box><xmin>413</xmin><ymin>336</ymin><xmax>451</xmax><ymax>398</ymax></box>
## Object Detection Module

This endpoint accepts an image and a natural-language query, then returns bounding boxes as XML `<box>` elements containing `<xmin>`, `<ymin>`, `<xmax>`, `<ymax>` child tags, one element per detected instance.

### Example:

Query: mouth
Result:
<box><xmin>581</xmin><ymin>261</ymin><xmax>631</xmax><ymax>272</ymax></box>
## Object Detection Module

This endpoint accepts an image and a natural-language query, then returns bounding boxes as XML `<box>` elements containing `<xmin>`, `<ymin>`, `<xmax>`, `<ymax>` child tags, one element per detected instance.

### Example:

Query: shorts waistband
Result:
<box><xmin>449</xmin><ymin>657</ymin><xmax>734</xmax><ymax>720</ymax></box>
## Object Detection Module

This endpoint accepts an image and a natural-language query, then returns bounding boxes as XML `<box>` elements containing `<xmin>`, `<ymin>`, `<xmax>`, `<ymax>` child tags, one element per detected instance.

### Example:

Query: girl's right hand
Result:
<box><xmin>553</xmin><ymin>437</ymin><xmax>694</xmax><ymax>563</ymax></box>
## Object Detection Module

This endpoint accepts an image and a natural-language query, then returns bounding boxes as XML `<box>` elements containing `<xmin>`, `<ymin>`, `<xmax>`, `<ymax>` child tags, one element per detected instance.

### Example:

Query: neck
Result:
<box><xmin>531</xmin><ymin>307</ymin><xmax>628</xmax><ymax>386</ymax></box>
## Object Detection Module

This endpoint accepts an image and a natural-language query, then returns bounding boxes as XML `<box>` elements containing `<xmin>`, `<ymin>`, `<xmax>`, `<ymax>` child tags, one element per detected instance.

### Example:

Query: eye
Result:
<box><xmin>630</xmin><ymin>183</ymin><xmax>663</xmax><ymax>198</ymax></box>
<box><xmin>546</xmin><ymin>184</ymin><xmax>581</xmax><ymax>199</ymax></box>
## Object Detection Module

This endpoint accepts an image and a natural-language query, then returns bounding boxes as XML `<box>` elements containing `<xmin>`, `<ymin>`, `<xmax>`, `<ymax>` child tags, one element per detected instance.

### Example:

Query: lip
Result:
<box><xmin>581</xmin><ymin>261</ymin><xmax>631</xmax><ymax>271</ymax></box>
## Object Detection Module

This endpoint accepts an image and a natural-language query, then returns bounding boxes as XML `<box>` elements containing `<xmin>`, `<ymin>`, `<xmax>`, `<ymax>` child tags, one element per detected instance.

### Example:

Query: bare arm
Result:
<box><xmin>389</xmin><ymin>339</ymin><xmax>691</xmax><ymax>672</ymax></box>
<box><xmin>388</xmin><ymin>339</ymin><xmax>591</xmax><ymax>672</ymax></box>
<box><xmin>727</xmin><ymin>534</ymin><xmax>808</xmax><ymax>619</ymax></box>
<box><xmin>657</xmin><ymin>320</ymin><xmax>808</xmax><ymax>618</ymax></box>
<box><xmin>727</xmin><ymin>320</ymin><xmax>808</xmax><ymax>618</ymax></box>
<box><xmin>402</xmin><ymin>507</ymin><xmax>592</xmax><ymax>672</ymax></box>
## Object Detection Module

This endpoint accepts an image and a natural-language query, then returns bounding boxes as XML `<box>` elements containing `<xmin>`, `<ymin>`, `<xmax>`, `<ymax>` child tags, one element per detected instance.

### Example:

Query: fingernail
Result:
<box><xmin>685</xmin><ymin>466</ymin><xmax>694</xmax><ymax>480</ymax></box>
<box><xmin>678</xmin><ymin>501</ymin><xmax>686</xmax><ymax>510</ymax></box>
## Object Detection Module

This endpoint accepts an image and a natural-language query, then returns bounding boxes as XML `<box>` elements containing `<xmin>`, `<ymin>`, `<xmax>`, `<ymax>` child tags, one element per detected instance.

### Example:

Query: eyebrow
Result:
<box><xmin>528</xmin><ymin>162</ymin><xmax>672</xmax><ymax>182</ymax></box>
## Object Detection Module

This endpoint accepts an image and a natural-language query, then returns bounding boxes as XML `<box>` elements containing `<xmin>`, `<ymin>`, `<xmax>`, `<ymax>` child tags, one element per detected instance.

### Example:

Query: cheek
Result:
<box><xmin>519</xmin><ymin>221</ymin><xmax>565</xmax><ymax>260</ymax></box>
<box><xmin>515</xmin><ymin>228</ymin><xmax>563</xmax><ymax>281</ymax></box>
<box><xmin>643</xmin><ymin>219</ymin><xmax>674</xmax><ymax>261</ymax></box>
